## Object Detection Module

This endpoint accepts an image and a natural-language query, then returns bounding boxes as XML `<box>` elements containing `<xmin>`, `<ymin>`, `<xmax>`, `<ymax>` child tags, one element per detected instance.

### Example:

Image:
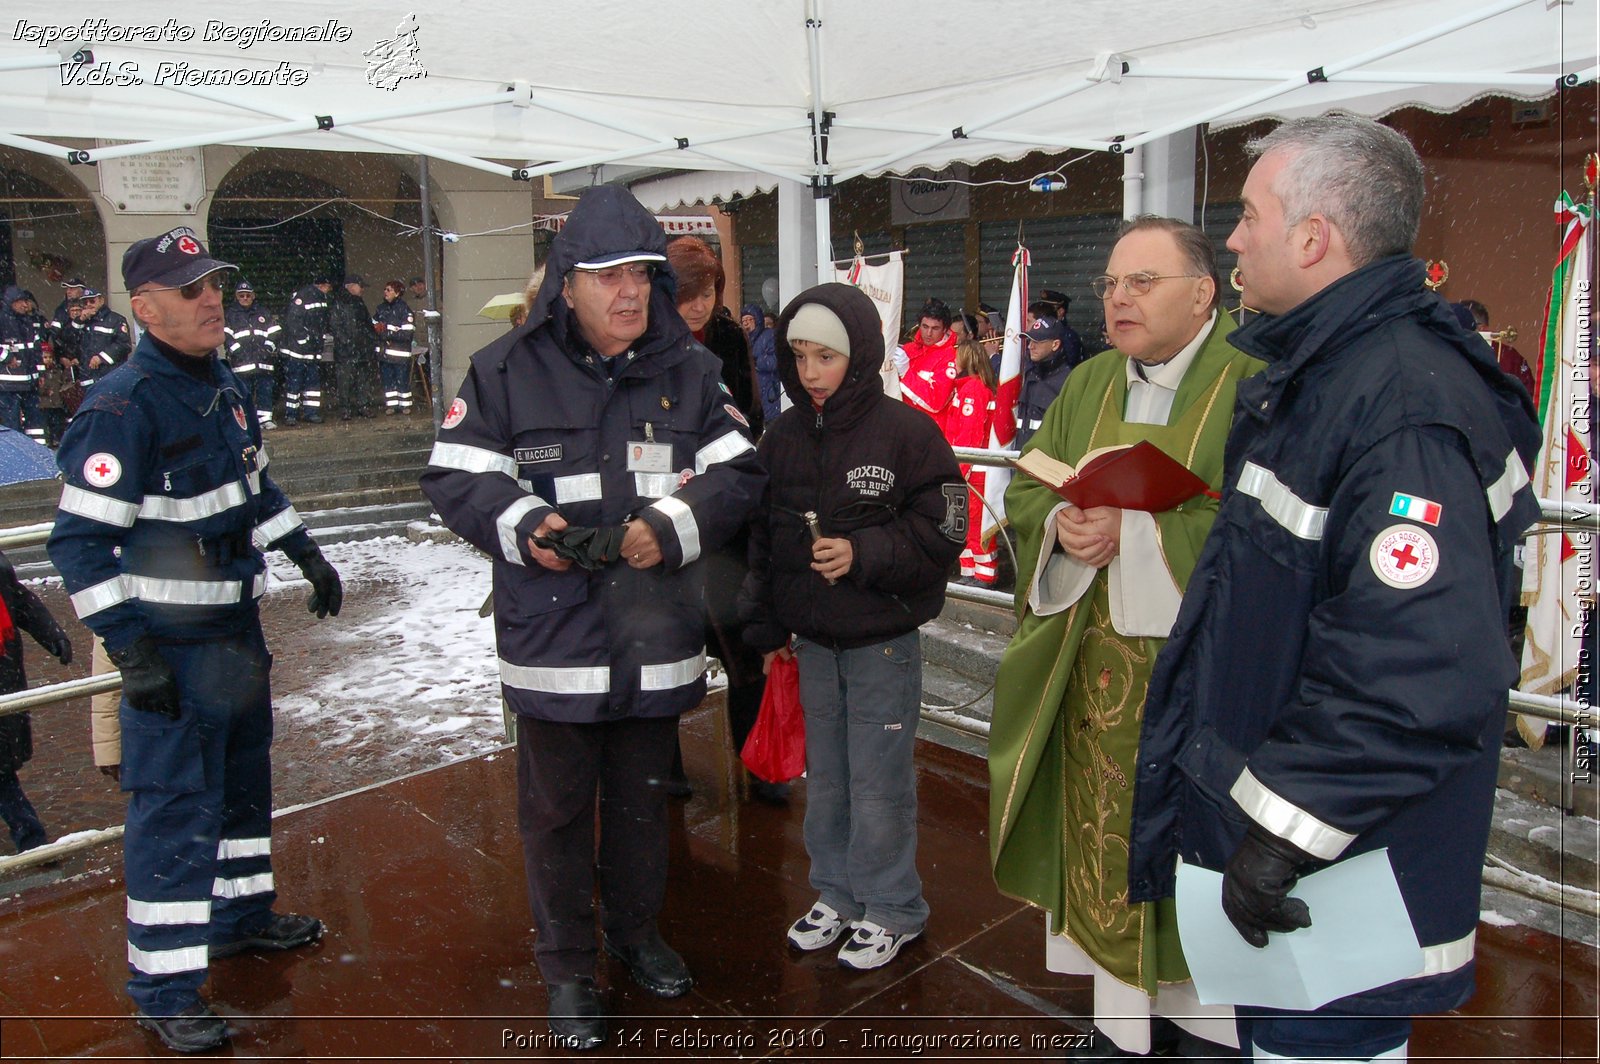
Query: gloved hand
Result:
<box><xmin>1221</xmin><ymin>824</ymin><xmax>1315</xmax><ymax>948</ymax></box>
<box><xmin>44</xmin><ymin>629</ymin><xmax>72</xmax><ymax>666</ymax></box>
<box><xmin>107</xmin><ymin>637</ymin><xmax>181</xmax><ymax>719</ymax></box>
<box><xmin>295</xmin><ymin>546</ymin><xmax>344</xmax><ymax>619</ymax></box>
<box><xmin>533</xmin><ymin>524</ymin><xmax>628</xmax><ymax>571</ymax></box>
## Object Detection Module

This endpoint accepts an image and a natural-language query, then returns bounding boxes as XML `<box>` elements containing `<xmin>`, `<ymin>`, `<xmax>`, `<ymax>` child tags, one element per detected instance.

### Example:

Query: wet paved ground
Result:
<box><xmin>0</xmin><ymin>704</ymin><xmax>1595</xmax><ymax>1061</ymax></box>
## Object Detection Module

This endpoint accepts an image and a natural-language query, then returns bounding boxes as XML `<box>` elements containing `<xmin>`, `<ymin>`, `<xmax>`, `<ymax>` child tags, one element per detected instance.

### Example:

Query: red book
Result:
<box><xmin>1011</xmin><ymin>440</ymin><xmax>1210</xmax><ymax>512</ymax></box>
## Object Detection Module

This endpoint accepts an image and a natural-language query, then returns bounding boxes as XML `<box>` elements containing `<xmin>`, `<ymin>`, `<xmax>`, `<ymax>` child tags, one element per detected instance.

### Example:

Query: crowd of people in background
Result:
<box><xmin>0</xmin><ymin>271</ymin><xmax>431</xmax><ymax>444</ymax></box>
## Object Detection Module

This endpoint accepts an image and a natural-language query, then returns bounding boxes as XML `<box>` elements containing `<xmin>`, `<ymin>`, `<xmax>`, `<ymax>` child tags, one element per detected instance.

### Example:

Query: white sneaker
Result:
<box><xmin>786</xmin><ymin>902</ymin><xmax>855</xmax><ymax>951</ymax></box>
<box><xmin>261</xmin><ymin>420</ymin><xmax>276</xmax><ymax>430</ymax></box>
<box><xmin>837</xmin><ymin>920</ymin><xmax>921</xmax><ymax>970</ymax></box>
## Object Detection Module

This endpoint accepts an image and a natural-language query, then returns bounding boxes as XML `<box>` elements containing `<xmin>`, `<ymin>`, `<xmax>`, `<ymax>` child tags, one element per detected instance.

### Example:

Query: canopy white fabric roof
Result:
<box><xmin>0</xmin><ymin>0</ymin><xmax>1594</xmax><ymax>188</ymax></box>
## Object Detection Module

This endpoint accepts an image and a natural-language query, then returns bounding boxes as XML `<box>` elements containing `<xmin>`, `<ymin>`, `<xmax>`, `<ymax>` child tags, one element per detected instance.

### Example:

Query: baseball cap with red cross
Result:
<box><xmin>121</xmin><ymin>226</ymin><xmax>237</xmax><ymax>292</ymax></box>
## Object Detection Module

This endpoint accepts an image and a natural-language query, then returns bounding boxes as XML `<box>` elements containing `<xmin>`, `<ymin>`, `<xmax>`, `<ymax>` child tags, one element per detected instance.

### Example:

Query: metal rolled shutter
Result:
<box><xmin>900</xmin><ymin>223</ymin><xmax>967</xmax><ymax>334</ymax></box>
<box><xmin>979</xmin><ymin>214</ymin><xmax>1122</xmax><ymax>335</ymax></box>
<box><xmin>740</xmin><ymin>244</ymin><xmax>778</xmax><ymax>313</ymax></box>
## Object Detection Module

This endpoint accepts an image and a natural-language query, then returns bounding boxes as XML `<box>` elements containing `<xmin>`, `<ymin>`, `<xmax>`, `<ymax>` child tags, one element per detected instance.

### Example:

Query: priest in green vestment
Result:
<box><xmin>989</xmin><ymin>217</ymin><xmax>1264</xmax><ymax>1058</ymax></box>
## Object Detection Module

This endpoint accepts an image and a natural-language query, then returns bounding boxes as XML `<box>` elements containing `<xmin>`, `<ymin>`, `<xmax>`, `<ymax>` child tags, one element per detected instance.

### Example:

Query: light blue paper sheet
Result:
<box><xmin>1175</xmin><ymin>848</ymin><xmax>1424</xmax><ymax>1009</ymax></box>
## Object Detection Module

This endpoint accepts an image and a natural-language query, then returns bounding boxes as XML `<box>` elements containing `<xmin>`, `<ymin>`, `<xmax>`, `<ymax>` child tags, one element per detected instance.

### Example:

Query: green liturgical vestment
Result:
<box><xmin>988</xmin><ymin>317</ymin><xmax>1262</xmax><ymax>994</ymax></box>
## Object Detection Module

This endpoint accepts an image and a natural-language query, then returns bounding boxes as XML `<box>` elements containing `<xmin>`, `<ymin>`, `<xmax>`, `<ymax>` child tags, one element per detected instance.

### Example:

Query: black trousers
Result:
<box><xmin>333</xmin><ymin>355</ymin><xmax>375</xmax><ymax>416</ymax></box>
<box><xmin>515</xmin><ymin>714</ymin><xmax>677</xmax><ymax>983</ymax></box>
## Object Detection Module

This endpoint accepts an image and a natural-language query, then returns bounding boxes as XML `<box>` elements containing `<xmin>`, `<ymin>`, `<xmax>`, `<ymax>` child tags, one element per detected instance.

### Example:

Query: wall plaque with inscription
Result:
<box><xmin>97</xmin><ymin>146</ymin><xmax>206</xmax><ymax>215</ymax></box>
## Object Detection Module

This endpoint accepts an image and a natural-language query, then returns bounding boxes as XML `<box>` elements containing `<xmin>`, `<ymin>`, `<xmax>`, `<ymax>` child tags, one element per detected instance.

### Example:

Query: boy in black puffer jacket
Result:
<box><xmin>739</xmin><ymin>282</ymin><xmax>964</xmax><ymax>971</ymax></box>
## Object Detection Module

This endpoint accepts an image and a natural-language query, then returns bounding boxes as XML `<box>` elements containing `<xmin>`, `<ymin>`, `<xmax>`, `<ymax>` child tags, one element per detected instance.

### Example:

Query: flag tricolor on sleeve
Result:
<box><xmin>1389</xmin><ymin>492</ymin><xmax>1442</xmax><ymax>526</ymax></box>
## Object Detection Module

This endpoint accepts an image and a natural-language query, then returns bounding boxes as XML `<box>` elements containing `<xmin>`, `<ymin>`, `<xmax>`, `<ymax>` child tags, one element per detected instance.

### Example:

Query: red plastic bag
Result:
<box><xmin>740</xmin><ymin>652</ymin><xmax>806</xmax><ymax>783</ymax></box>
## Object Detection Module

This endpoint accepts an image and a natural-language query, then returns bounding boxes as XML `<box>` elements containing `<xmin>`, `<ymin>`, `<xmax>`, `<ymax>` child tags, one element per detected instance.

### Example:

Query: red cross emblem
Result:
<box><xmin>176</xmin><ymin>235</ymin><xmax>201</xmax><ymax>255</ymax></box>
<box><xmin>1371</xmin><ymin>524</ymin><xmax>1438</xmax><ymax>589</ymax></box>
<box><xmin>1423</xmin><ymin>260</ymin><xmax>1449</xmax><ymax>290</ymax></box>
<box><xmin>83</xmin><ymin>451</ymin><xmax>122</xmax><ymax>487</ymax></box>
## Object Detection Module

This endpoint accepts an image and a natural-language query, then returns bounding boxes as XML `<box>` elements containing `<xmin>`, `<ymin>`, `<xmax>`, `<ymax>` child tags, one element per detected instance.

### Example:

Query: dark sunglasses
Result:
<box><xmin>139</xmin><ymin>272</ymin><xmax>232</xmax><ymax>300</ymax></box>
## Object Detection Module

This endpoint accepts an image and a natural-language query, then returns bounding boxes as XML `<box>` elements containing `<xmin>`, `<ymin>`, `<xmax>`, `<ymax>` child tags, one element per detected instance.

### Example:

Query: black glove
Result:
<box><xmin>44</xmin><ymin>629</ymin><xmax>72</xmax><ymax>666</ymax></box>
<box><xmin>295</xmin><ymin>546</ymin><xmax>344</xmax><ymax>619</ymax></box>
<box><xmin>108</xmin><ymin>637</ymin><xmax>181</xmax><ymax>719</ymax></box>
<box><xmin>1221</xmin><ymin>824</ymin><xmax>1315</xmax><ymax>948</ymax></box>
<box><xmin>533</xmin><ymin>524</ymin><xmax>628</xmax><ymax>571</ymax></box>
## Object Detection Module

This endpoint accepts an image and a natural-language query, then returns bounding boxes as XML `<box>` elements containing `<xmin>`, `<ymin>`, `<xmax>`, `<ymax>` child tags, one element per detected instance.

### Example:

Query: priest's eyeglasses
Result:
<box><xmin>1090</xmin><ymin>272</ymin><xmax>1202</xmax><ymax>300</ymax></box>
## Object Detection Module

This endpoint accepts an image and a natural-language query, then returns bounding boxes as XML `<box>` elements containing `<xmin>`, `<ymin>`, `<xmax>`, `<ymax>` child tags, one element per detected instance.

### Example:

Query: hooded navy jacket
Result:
<box><xmin>420</xmin><ymin>187</ymin><xmax>765</xmax><ymax>724</ymax></box>
<box><xmin>1126</xmin><ymin>257</ymin><xmax>1541</xmax><ymax>1015</ymax></box>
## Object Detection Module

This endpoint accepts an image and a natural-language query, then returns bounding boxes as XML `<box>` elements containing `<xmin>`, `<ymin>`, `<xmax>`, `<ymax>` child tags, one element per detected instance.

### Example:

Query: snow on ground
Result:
<box><xmin>267</xmin><ymin>536</ymin><xmax>506</xmax><ymax>765</ymax></box>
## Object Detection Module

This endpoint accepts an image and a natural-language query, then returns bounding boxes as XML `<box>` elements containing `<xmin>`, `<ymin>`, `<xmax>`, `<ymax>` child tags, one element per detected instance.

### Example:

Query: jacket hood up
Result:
<box><xmin>524</xmin><ymin>186</ymin><xmax>680</xmax><ymax>348</ymax></box>
<box><xmin>741</xmin><ymin>301</ymin><xmax>768</xmax><ymax>337</ymax></box>
<box><xmin>773</xmin><ymin>282</ymin><xmax>884</xmax><ymax>428</ymax></box>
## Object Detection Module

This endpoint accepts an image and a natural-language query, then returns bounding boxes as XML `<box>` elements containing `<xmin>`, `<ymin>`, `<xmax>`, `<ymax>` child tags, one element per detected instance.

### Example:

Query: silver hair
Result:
<box><xmin>1246</xmin><ymin>113</ymin><xmax>1424</xmax><ymax>268</ymax></box>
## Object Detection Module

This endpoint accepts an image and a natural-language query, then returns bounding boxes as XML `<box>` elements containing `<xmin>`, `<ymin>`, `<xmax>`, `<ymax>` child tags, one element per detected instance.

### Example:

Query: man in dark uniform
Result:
<box><xmin>1013</xmin><ymin>318</ymin><xmax>1076</xmax><ymax>451</ymax></box>
<box><xmin>330</xmin><ymin>275</ymin><xmax>379</xmax><ymax>420</ymax></box>
<box><xmin>223</xmin><ymin>280</ymin><xmax>281</xmax><ymax>430</ymax></box>
<box><xmin>0</xmin><ymin>285</ymin><xmax>42</xmax><ymax>435</ymax></box>
<box><xmin>48</xmin><ymin>226</ymin><xmax>344</xmax><ymax>1054</ymax></box>
<box><xmin>47</xmin><ymin>276</ymin><xmax>87</xmax><ymax>367</ymax></box>
<box><xmin>1126</xmin><ymin>114</ymin><xmax>1541</xmax><ymax>1062</ymax></box>
<box><xmin>281</xmin><ymin>274</ymin><xmax>331</xmax><ymax>425</ymax></box>
<box><xmin>75</xmin><ymin>287</ymin><xmax>133</xmax><ymax>390</ymax></box>
<box><xmin>374</xmin><ymin>280</ymin><xmax>417</xmax><ymax>415</ymax></box>
<box><xmin>421</xmin><ymin>186</ymin><xmax>764</xmax><ymax>1051</ymax></box>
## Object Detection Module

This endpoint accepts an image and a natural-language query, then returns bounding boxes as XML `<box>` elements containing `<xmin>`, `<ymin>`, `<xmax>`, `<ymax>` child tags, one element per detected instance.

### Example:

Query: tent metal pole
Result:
<box><xmin>1122</xmin><ymin>0</ymin><xmax>1533</xmax><ymax>149</ymax></box>
<box><xmin>832</xmin><ymin>120</ymin><xmax>1112</xmax><ymax>154</ymax></box>
<box><xmin>1122</xmin><ymin>150</ymin><xmax>1143</xmax><ymax>221</ymax></box>
<box><xmin>420</xmin><ymin>155</ymin><xmax>444</xmax><ymax>427</ymax></box>
<box><xmin>516</xmin><ymin>122</ymin><xmax>806</xmax><ymax>182</ymax></box>
<box><xmin>805</xmin><ymin>0</ymin><xmax>834</xmax><ymax>285</ymax></box>
<box><xmin>815</xmin><ymin>195</ymin><xmax>833</xmax><ymax>286</ymax></box>
<box><xmin>0</xmin><ymin>132</ymin><xmax>73</xmax><ymax>159</ymax></box>
<box><xmin>162</xmin><ymin>84</ymin><xmax>520</xmax><ymax>179</ymax></box>
<box><xmin>1127</xmin><ymin>66</ymin><xmax>1559</xmax><ymax>88</ymax></box>
<box><xmin>0</xmin><ymin>54</ymin><xmax>69</xmax><ymax>73</ymax></box>
<box><xmin>835</xmin><ymin>77</ymin><xmax>1103</xmax><ymax>182</ymax></box>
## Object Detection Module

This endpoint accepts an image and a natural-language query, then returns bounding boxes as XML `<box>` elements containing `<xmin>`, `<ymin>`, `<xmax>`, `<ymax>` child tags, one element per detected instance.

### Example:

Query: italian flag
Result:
<box><xmin>1518</xmin><ymin>189</ymin><xmax>1595</xmax><ymax>747</ymax></box>
<box><xmin>981</xmin><ymin>245</ymin><xmax>1028</xmax><ymax>543</ymax></box>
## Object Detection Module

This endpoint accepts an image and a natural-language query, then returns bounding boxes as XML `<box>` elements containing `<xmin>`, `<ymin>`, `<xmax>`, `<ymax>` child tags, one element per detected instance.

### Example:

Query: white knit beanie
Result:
<box><xmin>787</xmin><ymin>303</ymin><xmax>851</xmax><ymax>357</ymax></box>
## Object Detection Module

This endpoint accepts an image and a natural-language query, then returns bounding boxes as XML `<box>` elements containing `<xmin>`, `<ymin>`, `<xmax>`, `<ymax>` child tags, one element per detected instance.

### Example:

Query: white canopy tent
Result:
<box><xmin>1</xmin><ymin>0</ymin><xmax>1595</xmax><ymax>279</ymax></box>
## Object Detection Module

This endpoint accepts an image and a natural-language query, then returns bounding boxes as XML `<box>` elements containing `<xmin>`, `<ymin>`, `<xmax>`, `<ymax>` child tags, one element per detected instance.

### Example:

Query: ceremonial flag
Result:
<box><xmin>980</xmin><ymin>244</ymin><xmax>1028</xmax><ymax>542</ymax></box>
<box><xmin>1519</xmin><ymin>189</ymin><xmax>1595</xmax><ymax>747</ymax></box>
<box><xmin>835</xmin><ymin>251</ymin><xmax>905</xmax><ymax>400</ymax></box>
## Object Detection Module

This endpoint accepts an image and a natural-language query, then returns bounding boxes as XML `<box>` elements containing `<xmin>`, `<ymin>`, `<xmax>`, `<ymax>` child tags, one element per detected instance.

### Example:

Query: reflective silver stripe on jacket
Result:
<box><xmin>71</xmin><ymin>575</ymin><xmax>131</xmax><ymax>618</ymax></box>
<box><xmin>216</xmin><ymin>836</ymin><xmax>271</xmax><ymax>860</ymax></box>
<box><xmin>384</xmin><ymin>347</ymin><xmax>411</xmax><ymax>357</ymax></box>
<box><xmin>1418</xmin><ymin>929</ymin><xmax>1475</xmax><ymax>976</ymax></box>
<box><xmin>138</xmin><ymin>480</ymin><xmax>247</xmax><ymax>523</ymax></box>
<box><xmin>641</xmin><ymin>652</ymin><xmax>706</xmax><ymax>691</ymax></box>
<box><xmin>1236</xmin><ymin>461</ymin><xmax>1328</xmax><ymax>541</ymax></box>
<box><xmin>554</xmin><ymin>473</ymin><xmax>604</xmax><ymax>505</ymax></box>
<box><xmin>499</xmin><ymin>658</ymin><xmax>609</xmax><ymax>694</ymax></box>
<box><xmin>59</xmin><ymin>484</ymin><xmax>139</xmax><ymax>528</ymax></box>
<box><xmin>128</xmin><ymin>942</ymin><xmax>208</xmax><ymax>976</ymax></box>
<box><xmin>496</xmin><ymin>495</ymin><xmax>548</xmax><ymax>565</ymax></box>
<box><xmin>212</xmin><ymin>872</ymin><xmax>274</xmax><ymax>899</ymax></box>
<box><xmin>634</xmin><ymin>472</ymin><xmax>679</xmax><ymax>498</ymax></box>
<box><xmin>1229</xmin><ymin>767</ymin><xmax>1355</xmax><ymax>861</ymax></box>
<box><xmin>127</xmin><ymin>897</ymin><xmax>212</xmax><ymax>926</ymax></box>
<box><xmin>649</xmin><ymin>496</ymin><xmax>700</xmax><ymax>565</ymax></box>
<box><xmin>253</xmin><ymin>505</ymin><xmax>303</xmax><ymax>550</ymax></box>
<box><xmin>125</xmin><ymin>574</ymin><xmax>257</xmax><ymax>607</ymax></box>
<box><xmin>1485</xmin><ymin>451</ymin><xmax>1531</xmax><ymax>523</ymax></box>
<box><xmin>428</xmin><ymin>441</ymin><xmax>518</xmax><ymax>477</ymax></box>
<box><xmin>694</xmin><ymin>430</ymin><xmax>755</xmax><ymax>474</ymax></box>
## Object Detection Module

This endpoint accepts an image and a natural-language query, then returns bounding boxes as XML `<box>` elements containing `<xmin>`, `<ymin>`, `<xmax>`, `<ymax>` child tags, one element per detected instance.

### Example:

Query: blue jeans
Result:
<box><xmin>0</xmin><ymin>769</ymin><xmax>47</xmax><ymax>852</ymax></box>
<box><xmin>793</xmin><ymin>631</ymin><xmax>928</xmax><ymax>934</ymax></box>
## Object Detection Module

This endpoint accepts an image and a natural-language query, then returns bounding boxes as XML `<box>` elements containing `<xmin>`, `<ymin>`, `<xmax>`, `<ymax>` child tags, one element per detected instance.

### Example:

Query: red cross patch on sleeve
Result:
<box><xmin>1370</xmin><ymin>524</ymin><xmax>1439</xmax><ymax>589</ymax></box>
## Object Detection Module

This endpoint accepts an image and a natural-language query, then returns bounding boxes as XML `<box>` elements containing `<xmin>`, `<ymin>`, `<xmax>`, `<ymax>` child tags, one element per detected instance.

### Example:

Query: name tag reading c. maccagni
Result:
<box><xmin>515</xmin><ymin>445</ymin><xmax>562</xmax><ymax>465</ymax></box>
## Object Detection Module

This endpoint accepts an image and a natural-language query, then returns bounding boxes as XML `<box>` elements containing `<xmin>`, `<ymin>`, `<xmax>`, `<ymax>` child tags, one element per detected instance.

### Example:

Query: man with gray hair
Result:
<box><xmin>1126</xmin><ymin>114</ymin><xmax>1541</xmax><ymax>1061</ymax></box>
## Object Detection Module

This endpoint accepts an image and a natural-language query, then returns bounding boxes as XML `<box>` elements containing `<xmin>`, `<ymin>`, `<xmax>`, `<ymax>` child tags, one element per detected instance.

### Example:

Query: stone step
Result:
<box><xmin>1490</xmin><ymin>786</ymin><xmax>1599</xmax><ymax>895</ymax></box>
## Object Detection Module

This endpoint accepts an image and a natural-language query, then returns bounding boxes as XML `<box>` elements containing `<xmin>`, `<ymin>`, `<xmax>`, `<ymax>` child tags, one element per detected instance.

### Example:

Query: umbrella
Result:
<box><xmin>477</xmin><ymin>292</ymin><xmax>526</xmax><ymax>321</ymax></box>
<box><xmin>0</xmin><ymin>426</ymin><xmax>58</xmax><ymax>486</ymax></box>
